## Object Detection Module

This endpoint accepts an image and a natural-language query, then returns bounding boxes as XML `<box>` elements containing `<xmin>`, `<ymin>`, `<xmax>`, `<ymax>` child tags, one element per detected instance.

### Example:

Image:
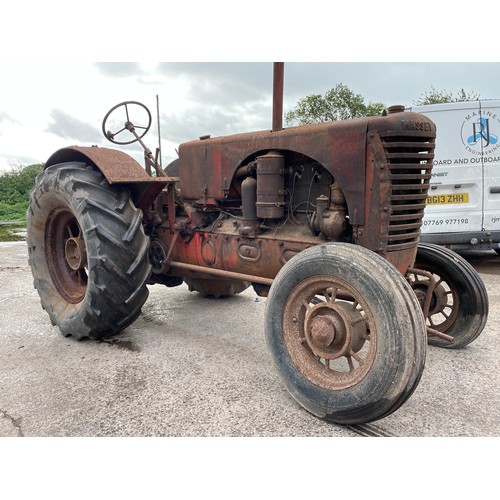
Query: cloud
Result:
<box><xmin>0</xmin><ymin>153</ymin><xmax>42</xmax><ymax>170</ymax></box>
<box><xmin>0</xmin><ymin>112</ymin><xmax>21</xmax><ymax>133</ymax></box>
<box><xmin>46</xmin><ymin>109</ymin><xmax>103</xmax><ymax>143</ymax></box>
<box><xmin>94</xmin><ymin>62</ymin><xmax>142</xmax><ymax>78</ymax></box>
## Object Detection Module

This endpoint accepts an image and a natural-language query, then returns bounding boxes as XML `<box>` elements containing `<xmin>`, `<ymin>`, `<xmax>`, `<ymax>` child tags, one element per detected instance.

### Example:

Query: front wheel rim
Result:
<box><xmin>411</xmin><ymin>270</ymin><xmax>458</xmax><ymax>331</ymax></box>
<box><xmin>283</xmin><ymin>275</ymin><xmax>376</xmax><ymax>390</ymax></box>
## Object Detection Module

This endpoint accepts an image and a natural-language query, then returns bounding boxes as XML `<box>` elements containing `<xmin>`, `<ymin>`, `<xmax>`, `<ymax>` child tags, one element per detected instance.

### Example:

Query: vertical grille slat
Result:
<box><xmin>381</xmin><ymin>133</ymin><xmax>435</xmax><ymax>252</ymax></box>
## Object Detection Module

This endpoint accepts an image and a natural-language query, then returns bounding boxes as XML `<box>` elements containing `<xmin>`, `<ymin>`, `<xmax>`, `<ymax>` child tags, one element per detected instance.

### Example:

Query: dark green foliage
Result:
<box><xmin>285</xmin><ymin>83</ymin><xmax>386</xmax><ymax>126</ymax></box>
<box><xmin>0</xmin><ymin>163</ymin><xmax>43</xmax><ymax>221</ymax></box>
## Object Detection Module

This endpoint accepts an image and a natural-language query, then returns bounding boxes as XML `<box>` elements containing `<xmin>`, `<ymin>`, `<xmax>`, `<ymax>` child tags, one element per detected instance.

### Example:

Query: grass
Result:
<box><xmin>0</xmin><ymin>222</ymin><xmax>26</xmax><ymax>242</ymax></box>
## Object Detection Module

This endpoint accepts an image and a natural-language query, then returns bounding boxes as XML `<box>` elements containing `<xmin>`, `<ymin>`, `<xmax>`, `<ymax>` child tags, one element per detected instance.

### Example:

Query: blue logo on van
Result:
<box><xmin>468</xmin><ymin>117</ymin><xmax>498</xmax><ymax>147</ymax></box>
<box><xmin>461</xmin><ymin>111</ymin><xmax>500</xmax><ymax>156</ymax></box>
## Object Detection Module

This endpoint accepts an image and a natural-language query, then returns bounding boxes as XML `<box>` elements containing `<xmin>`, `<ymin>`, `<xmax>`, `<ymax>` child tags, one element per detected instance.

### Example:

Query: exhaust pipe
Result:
<box><xmin>272</xmin><ymin>62</ymin><xmax>284</xmax><ymax>132</ymax></box>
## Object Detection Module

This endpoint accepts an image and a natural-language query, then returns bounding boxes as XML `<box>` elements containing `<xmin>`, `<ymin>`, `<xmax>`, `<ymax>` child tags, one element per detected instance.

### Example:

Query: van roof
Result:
<box><xmin>407</xmin><ymin>99</ymin><xmax>500</xmax><ymax>113</ymax></box>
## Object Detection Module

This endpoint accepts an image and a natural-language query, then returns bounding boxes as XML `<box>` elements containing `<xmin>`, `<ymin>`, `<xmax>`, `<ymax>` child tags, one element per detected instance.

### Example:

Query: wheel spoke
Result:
<box><xmin>113</xmin><ymin>126</ymin><xmax>127</xmax><ymax>137</ymax></box>
<box><xmin>349</xmin><ymin>350</ymin><xmax>364</xmax><ymax>366</ymax></box>
<box><xmin>303</xmin><ymin>300</ymin><xmax>313</xmax><ymax>312</ymax></box>
<box><xmin>328</xmin><ymin>286</ymin><xmax>338</xmax><ymax>302</ymax></box>
<box><xmin>346</xmin><ymin>355</ymin><xmax>355</xmax><ymax>371</ymax></box>
<box><xmin>351</xmin><ymin>315</ymin><xmax>366</xmax><ymax>326</ymax></box>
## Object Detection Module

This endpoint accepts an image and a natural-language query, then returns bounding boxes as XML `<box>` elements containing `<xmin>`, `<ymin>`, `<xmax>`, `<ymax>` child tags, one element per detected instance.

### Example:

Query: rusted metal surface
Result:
<box><xmin>44</xmin><ymin>207</ymin><xmax>87</xmax><ymax>304</ymax></box>
<box><xmin>178</xmin><ymin>112</ymin><xmax>435</xmax><ymax>226</ymax></box>
<box><xmin>272</xmin><ymin>62</ymin><xmax>284</xmax><ymax>132</ymax></box>
<box><xmin>255</xmin><ymin>151</ymin><xmax>285</xmax><ymax>218</ymax></box>
<box><xmin>169</xmin><ymin>260</ymin><xmax>274</xmax><ymax>286</ymax></box>
<box><xmin>407</xmin><ymin>265</ymin><xmax>458</xmax><ymax>344</ymax></box>
<box><xmin>45</xmin><ymin>146</ymin><xmax>171</xmax><ymax>209</ymax></box>
<box><xmin>165</xmin><ymin>112</ymin><xmax>435</xmax><ymax>279</ymax></box>
<box><xmin>46</xmin><ymin>146</ymin><xmax>152</xmax><ymax>182</ymax></box>
<box><xmin>282</xmin><ymin>275</ymin><xmax>375</xmax><ymax>390</ymax></box>
<box><xmin>426</xmin><ymin>326</ymin><xmax>454</xmax><ymax>343</ymax></box>
<box><xmin>158</xmin><ymin>207</ymin><xmax>328</xmax><ymax>283</ymax></box>
<box><xmin>178</xmin><ymin>119</ymin><xmax>369</xmax><ymax>220</ymax></box>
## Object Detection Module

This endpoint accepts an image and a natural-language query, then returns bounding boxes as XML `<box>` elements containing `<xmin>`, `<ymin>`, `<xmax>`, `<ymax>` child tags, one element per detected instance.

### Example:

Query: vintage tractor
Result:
<box><xmin>26</xmin><ymin>64</ymin><xmax>488</xmax><ymax>424</ymax></box>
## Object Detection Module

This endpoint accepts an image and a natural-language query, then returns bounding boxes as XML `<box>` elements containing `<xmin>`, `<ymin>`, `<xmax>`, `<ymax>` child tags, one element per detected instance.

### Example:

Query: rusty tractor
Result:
<box><xmin>27</xmin><ymin>64</ymin><xmax>488</xmax><ymax>424</ymax></box>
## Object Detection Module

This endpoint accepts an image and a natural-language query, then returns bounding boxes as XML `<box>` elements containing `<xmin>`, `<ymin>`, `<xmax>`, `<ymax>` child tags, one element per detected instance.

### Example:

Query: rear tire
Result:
<box><xmin>265</xmin><ymin>243</ymin><xmax>427</xmax><ymax>425</ymax></box>
<box><xmin>27</xmin><ymin>162</ymin><xmax>151</xmax><ymax>340</ymax></box>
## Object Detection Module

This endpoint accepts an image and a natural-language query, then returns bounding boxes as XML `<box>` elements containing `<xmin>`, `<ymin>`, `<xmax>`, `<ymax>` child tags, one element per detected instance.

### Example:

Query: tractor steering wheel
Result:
<box><xmin>101</xmin><ymin>101</ymin><xmax>152</xmax><ymax>145</ymax></box>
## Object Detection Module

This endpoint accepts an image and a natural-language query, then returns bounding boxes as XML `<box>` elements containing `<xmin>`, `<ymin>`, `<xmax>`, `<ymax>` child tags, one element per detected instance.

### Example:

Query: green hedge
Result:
<box><xmin>0</xmin><ymin>164</ymin><xmax>43</xmax><ymax>222</ymax></box>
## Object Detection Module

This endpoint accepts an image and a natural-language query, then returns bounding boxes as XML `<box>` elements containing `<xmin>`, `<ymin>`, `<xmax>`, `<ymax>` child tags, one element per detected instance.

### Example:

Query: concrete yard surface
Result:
<box><xmin>0</xmin><ymin>241</ymin><xmax>498</xmax><ymax>438</ymax></box>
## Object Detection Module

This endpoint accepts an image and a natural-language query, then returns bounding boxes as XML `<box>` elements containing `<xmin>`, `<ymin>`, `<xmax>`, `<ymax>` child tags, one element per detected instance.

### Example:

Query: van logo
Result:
<box><xmin>461</xmin><ymin>111</ymin><xmax>500</xmax><ymax>156</ymax></box>
<box><xmin>467</xmin><ymin>117</ymin><xmax>498</xmax><ymax>147</ymax></box>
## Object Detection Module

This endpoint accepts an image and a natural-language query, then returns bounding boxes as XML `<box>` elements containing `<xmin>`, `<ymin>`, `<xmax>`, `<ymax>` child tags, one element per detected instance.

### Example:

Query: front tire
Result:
<box><xmin>411</xmin><ymin>242</ymin><xmax>488</xmax><ymax>348</ymax></box>
<box><xmin>27</xmin><ymin>162</ymin><xmax>151</xmax><ymax>340</ymax></box>
<box><xmin>265</xmin><ymin>243</ymin><xmax>427</xmax><ymax>425</ymax></box>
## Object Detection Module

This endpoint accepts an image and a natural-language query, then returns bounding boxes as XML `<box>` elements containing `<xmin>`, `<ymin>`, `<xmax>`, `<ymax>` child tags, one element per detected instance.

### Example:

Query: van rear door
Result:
<box><xmin>413</xmin><ymin>101</ymin><xmax>483</xmax><ymax>238</ymax></box>
<box><xmin>479</xmin><ymin>101</ymin><xmax>500</xmax><ymax>234</ymax></box>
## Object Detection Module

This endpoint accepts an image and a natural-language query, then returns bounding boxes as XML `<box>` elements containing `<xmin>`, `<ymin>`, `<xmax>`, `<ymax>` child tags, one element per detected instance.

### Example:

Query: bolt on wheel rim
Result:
<box><xmin>45</xmin><ymin>207</ymin><xmax>88</xmax><ymax>304</ymax></box>
<box><xmin>283</xmin><ymin>275</ymin><xmax>376</xmax><ymax>390</ymax></box>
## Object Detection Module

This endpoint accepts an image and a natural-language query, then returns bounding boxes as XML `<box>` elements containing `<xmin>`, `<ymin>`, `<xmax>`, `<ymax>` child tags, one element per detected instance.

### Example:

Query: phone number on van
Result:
<box><xmin>423</xmin><ymin>218</ymin><xmax>469</xmax><ymax>226</ymax></box>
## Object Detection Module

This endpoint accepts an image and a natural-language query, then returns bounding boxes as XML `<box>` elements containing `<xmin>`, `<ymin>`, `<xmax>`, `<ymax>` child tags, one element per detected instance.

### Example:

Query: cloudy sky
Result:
<box><xmin>1</xmin><ymin>61</ymin><xmax>500</xmax><ymax>173</ymax></box>
<box><xmin>1</xmin><ymin>2</ymin><xmax>500</xmax><ymax>174</ymax></box>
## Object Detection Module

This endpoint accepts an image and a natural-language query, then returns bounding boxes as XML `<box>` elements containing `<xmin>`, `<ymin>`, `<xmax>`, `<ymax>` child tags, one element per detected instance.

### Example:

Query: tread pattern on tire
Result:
<box><xmin>27</xmin><ymin>162</ymin><xmax>151</xmax><ymax>340</ymax></box>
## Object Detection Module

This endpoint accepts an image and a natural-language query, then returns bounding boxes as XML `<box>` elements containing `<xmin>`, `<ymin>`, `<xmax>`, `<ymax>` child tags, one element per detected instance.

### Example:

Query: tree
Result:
<box><xmin>413</xmin><ymin>86</ymin><xmax>480</xmax><ymax>106</ymax></box>
<box><xmin>285</xmin><ymin>83</ymin><xmax>385</xmax><ymax>126</ymax></box>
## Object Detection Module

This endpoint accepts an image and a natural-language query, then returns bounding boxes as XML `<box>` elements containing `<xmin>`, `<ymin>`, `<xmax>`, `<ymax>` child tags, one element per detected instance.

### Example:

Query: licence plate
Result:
<box><xmin>426</xmin><ymin>193</ymin><xmax>469</xmax><ymax>205</ymax></box>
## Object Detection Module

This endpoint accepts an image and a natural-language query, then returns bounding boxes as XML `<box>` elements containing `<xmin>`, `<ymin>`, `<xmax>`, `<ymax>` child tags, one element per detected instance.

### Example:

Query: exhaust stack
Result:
<box><xmin>272</xmin><ymin>62</ymin><xmax>284</xmax><ymax>132</ymax></box>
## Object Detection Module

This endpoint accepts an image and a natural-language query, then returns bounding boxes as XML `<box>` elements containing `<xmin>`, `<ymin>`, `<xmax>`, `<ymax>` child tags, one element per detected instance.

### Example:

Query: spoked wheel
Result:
<box><xmin>27</xmin><ymin>162</ymin><xmax>151</xmax><ymax>340</ymax></box>
<box><xmin>266</xmin><ymin>243</ymin><xmax>427</xmax><ymax>425</ymax></box>
<box><xmin>184</xmin><ymin>278</ymin><xmax>250</xmax><ymax>298</ymax></box>
<box><xmin>409</xmin><ymin>242</ymin><xmax>488</xmax><ymax>349</ymax></box>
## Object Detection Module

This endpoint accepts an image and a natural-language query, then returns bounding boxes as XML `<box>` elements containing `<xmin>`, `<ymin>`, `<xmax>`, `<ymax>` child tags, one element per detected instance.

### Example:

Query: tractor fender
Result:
<box><xmin>45</xmin><ymin>146</ymin><xmax>169</xmax><ymax>209</ymax></box>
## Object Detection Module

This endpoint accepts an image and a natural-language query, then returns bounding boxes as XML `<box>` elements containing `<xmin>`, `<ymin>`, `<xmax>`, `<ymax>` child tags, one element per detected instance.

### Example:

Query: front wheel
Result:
<box><xmin>265</xmin><ymin>243</ymin><xmax>427</xmax><ymax>425</ymax></box>
<box><xmin>27</xmin><ymin>162</ymin><xmax>151</xmax><ymax>340</ymax></box>
<box><xmin>410</xmin><ymin>242</ymin><xmax>488</xmax><ymax>348</ymax></box>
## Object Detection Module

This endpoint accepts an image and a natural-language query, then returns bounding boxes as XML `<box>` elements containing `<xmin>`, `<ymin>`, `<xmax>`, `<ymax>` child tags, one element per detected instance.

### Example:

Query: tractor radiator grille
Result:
<box><xmin>381</xmin><ymin>133</ymin><xmax>435</xmax><ymax>252</ymax></box>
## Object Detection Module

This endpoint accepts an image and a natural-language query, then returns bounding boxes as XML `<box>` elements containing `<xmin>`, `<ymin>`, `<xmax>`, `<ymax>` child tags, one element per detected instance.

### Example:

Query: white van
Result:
<box><xmin>407</xmin><ymin>100</ymin><xmax>500</xmax><ymax>252</ymax></box>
